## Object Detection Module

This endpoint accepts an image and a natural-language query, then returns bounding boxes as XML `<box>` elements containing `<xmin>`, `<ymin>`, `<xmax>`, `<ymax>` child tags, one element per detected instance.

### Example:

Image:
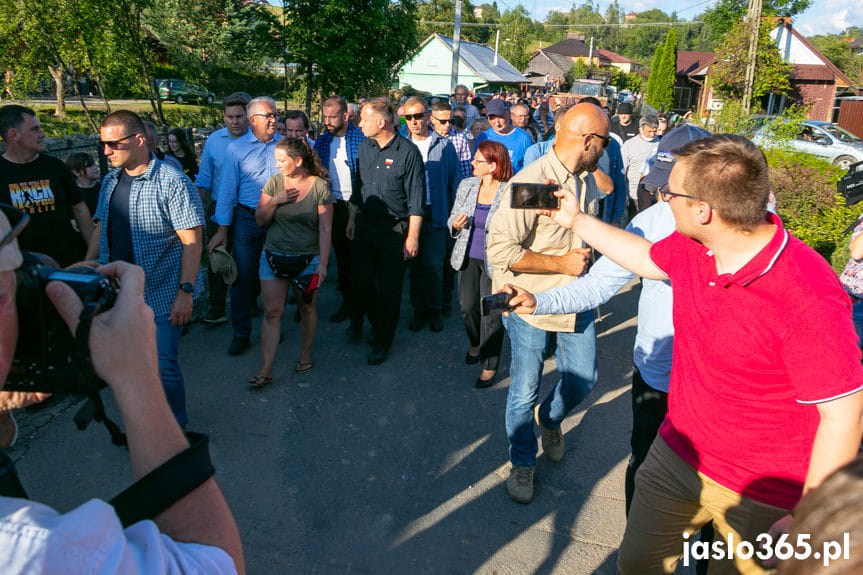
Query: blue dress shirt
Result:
<box><xmin>196</xmin><ymin>127</ymin><xmax>249</xmax><ymax>202</ymax></box>
<box><xmin>214</xmin><ymin>131</ymin><xmax>283</xmax><ymax>225</ymax></box>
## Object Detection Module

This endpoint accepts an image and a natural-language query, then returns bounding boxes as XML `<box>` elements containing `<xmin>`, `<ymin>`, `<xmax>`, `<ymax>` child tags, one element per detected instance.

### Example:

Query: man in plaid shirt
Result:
<box><xmin>313</xmin><ymin>96</ymin><xmax>366</xmax><ymax>324</ymax></box>
<box><xmin>89</xmin><ymin>110</ymin><xmax>204</xmax><ymax>427</ymax></box>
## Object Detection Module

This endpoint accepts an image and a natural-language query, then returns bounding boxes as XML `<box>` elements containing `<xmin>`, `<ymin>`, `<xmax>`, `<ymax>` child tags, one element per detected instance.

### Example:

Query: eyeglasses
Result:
<box><xmin>251</xmin><ymin>113</ymin><xmax>278</xmax><ymax>120</ymax></box>
<box><xmin>432</xmin><ymin>116</ymin><xmax>451</xmax><ymax>124</ymax></box>
<box><xmin>584</xmin><ymin>133</ymin><xmax>611</xmax><ymax>149</ymax></box>
<box><xmin>99</xmin><ymin>133</ymin><xmax>137</xmax><ymax>149</ymax></box>
<box><xmin>657</xmin><ymin>184</ymin><xmax>698</xmax><ymax>202</ymax></box>
<box><xmin>0</xmin><ymin>204</ymin><xmax>29</xmax><ymax>251</ymax></box>
<box><xmin>472</xmin><ymin>158</ymin><xmax>491</xmax><ymax>164</ymax></box>
<box><xmin>403</xmin><ymin>113</ymin><xmax>426</xmax><ymax>121</ymax></box>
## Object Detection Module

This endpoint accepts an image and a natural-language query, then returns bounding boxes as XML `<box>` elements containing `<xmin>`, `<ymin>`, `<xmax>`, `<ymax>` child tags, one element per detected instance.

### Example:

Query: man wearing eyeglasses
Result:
<box><xmin>474</xmin><ymin>99</ymin><xmax>533</xmax><ymax>173</ymax></box>
<box><xmin>209</xmin><ymin>96</ymin><xmax>282</xmax><ymax>356</ymax></box>
<box><xmin>313</xmin><ymin>96</ymin><xmax>366</xmax><ymax>324</ymax></box>
<box><xmin>402</xmin><ymin>97</ymin><xmax>461</xmax><ymax>333</ymax></box>
<box><xmin>510</xmin><ymin>103</ymin><xmax>541</xmax><ymax>145</ymax></box>
<box><xmin>0</xmin><ymin>105</ymin><xmax>94</xmax><ymax>267</ymax></box>
<box><xmin>0</xmin><ymin>210</ymin><xmax>244</xmax><ymax>574</ymax></box>
<box><xmin>87</xmin><ymin>110</ymin><xmax>204</xmax><ymax>428</ymax></box>
<box><xmin>485</xmin><ymin>103</ymin><xmax>608</xmax><ymax>504</ymax></box>
<box><xmin>522</xmin><ymin>133</ymin><xmax>863</xmax><ymax>574</ymax></box>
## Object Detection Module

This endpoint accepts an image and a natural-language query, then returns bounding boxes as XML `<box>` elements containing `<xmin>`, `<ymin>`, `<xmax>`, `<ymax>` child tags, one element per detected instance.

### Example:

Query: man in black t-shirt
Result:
<box><xmin>0</xmin><ymin>105</ymin><xmax>94</xmax><ymax>266</ymax></box>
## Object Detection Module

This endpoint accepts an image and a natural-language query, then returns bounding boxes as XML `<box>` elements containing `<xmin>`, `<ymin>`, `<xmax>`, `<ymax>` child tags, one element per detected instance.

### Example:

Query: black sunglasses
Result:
<box><xmin>0</xmin><ymin>204</ymin><xmax>29</xmax><ymax>252</ymax></box>
<box><xmin>432</xmin><ymin>117</ymin><xmax>451</xmax><ymax>124</ymax></box>
<box><xmin>403</xmin><ymin>113</ymin><xmax>426</xmax><ymax>121</ymax></box>
<box><xmin>99</xmin><ymin>133</ymin><xmax>138</xmax><ymax>149</ymax></box>
<box><xmin>586</xmin><ymin>133</ymin><xmax>611</xmax><ymax>149</ymax></box>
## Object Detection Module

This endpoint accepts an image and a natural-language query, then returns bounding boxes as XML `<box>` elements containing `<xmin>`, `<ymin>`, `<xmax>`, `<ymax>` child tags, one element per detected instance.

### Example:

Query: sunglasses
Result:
<box><xmin>657</xmin><ymin>184</ymin><xmax>697</xmax><ymax>202</ymax></box>
<box><xmin>0</xmin><ymin>204</ymin><xmax>29</xmax><ymax>252</ymax></box>
<box><xmin>403</xmin><ymin>113</ymin><xmax>426</xmax><ymax>121</ymax></box>
<box><xmin>432</xmin><ymin>117</ymin><xmax>451</xmax><ymax>124</ymax></box>
<box><xmin>99</xmin><ymin>133</ymin><xmax>137</xmax><ymax>149</ymax></box>
<box><xmin>585</xmin><ymin>133</ymin><xmax>611</xmax><ymax>149</ymax></box>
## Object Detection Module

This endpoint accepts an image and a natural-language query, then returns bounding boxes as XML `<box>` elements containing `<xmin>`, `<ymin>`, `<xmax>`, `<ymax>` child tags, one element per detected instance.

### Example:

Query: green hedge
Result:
<box><xmin>32</xmin><ymin>105</ymin><xmax>225</xmax><ymax>137</ymax></box>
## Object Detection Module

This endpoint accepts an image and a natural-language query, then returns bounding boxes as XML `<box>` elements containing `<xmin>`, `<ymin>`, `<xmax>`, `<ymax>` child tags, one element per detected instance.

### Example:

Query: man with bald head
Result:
<box><xmin>486</xmin><ymin>103</ymin><xmax>610</xmax><ymax>503</ymax></box>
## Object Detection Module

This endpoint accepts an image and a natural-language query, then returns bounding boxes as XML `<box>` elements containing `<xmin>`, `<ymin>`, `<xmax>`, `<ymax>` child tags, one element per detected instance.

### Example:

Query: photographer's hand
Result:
<box><xmin>503</xmin><ymin>284</ymin><xmax>537</xmax><ymax>316</ymax></box>
<box><xmin>45</xmin><ymin>261</ymin><xmax>245</xmax><ymax>574</ymax></box>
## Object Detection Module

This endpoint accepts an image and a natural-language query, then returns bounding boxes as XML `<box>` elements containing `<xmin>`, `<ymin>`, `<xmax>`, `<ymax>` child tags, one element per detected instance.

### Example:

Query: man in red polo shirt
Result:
<box><xmin>531</xmin><ymin>134</ymin><xmax>863</xmax><ymax>573</ymax></box>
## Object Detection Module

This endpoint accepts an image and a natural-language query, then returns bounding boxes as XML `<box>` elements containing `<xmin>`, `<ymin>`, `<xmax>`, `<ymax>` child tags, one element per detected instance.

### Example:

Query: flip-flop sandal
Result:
<box><xmin>249</xmin><ymin>375</ymin><xmax>273</xmax><ymax>388</ymax></box>
<box><xmin>295</xmin><ymin>361</ymin><xmax>313</xmax><ymax>373</ymax></box>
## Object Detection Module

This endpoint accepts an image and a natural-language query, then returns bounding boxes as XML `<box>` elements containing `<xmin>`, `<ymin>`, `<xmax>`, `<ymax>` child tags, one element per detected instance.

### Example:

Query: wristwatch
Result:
<box><xmin>179</xmin><ymin>282</ymin><xmax>194</xmax><ymax>294</ymax></box>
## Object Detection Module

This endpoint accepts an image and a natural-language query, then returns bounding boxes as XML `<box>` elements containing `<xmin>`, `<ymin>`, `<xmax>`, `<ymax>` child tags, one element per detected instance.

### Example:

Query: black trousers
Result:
<box><xmin>331</xmin><ymin>199</ymin><xmax>353</xmax><ymax>311</ymax></box>
<box><xmin>351</xmin><ymin>214</ymin><xmax>408</xmax><ymax>348</ymax></box>
<box><xmin>625</xmin><ymin>366</ymin><xmax>668</xmax><ymax>515</ymax></box>
<box><xmin>457</xmin><ymin>258</ymin><xmax>504</xmax><ymax>371</ymax></box>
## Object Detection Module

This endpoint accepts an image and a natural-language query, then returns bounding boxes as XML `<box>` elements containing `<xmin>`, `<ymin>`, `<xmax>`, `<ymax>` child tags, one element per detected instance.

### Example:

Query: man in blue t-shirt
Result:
<box><xmin>474</xmin><ymin>99</ymin><xmax>534</xmax><ymax>173</ymax></box>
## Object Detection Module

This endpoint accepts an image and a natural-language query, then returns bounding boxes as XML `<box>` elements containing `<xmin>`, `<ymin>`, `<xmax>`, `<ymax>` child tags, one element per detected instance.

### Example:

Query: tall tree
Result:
<box><xmin>654</xmin><ymin>27</ymin><xmax>677</xmax><ymax>112</ymax></box>
<box><xmin>284</xmin><ymin>0</ymin><xmax>418</xmax><ymax>101</ymax></box>
<box><xmin>498</xmin><ymin>5</ymin><xmax>539</xmax><ymax>71</ymax></box>
<box><xmin>699</xmin><ymin>0</ymin><xmax>811</xmax><ymax>46</ymax></box>
<box><xmin>646</xmin><ymin>45</ymin><xmax>663</xmax><ymax>106</ymax></box>
<box><xmin>711</xmin><ymin>18</ymin><xmax>793</xmax><ymax>105</ymax></box>
<box><xmin>418</xmin><ymin>0</ymin><xmax>483</xmax><ymax>43</ymax></box>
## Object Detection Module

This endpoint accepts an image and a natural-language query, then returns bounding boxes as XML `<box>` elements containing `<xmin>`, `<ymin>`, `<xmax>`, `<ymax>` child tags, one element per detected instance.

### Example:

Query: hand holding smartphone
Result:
<box><xmin>510</xmin><ymin>183</ymin><xmax>561</xmax><ymax>210</ymax></box>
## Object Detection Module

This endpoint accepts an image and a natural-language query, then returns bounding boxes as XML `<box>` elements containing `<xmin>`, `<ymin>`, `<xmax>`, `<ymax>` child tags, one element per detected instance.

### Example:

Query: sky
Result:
<box><xmin>518</xmin><ymin>0</ymin><xmax>859</xmax><ymax>36</ymax></box>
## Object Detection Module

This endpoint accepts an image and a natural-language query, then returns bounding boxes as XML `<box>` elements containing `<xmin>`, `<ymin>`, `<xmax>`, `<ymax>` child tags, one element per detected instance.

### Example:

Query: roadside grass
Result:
<box><xmin>26</xmin><ymin>103</ymin><xmax>224</xmax><ymax>137</ymax></box>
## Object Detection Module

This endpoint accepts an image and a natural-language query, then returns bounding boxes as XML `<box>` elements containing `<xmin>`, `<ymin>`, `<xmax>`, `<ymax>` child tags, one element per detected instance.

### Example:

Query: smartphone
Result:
<box><xmin>481</xmin><ymin>292</ymin><xmax>514</xmax><ymax>316</ymax></box>
<box><xmin>510</xmin><ymin>183</ymin><xmax>561</xmax><ymax>210</ymax></box>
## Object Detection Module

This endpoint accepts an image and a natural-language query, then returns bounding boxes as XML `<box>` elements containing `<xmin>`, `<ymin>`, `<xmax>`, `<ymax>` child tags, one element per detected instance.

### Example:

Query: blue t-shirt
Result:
<box><xmin>109</xmin><ymin>171</ymin><xmax>135</xmax><ymax>264</ymax></box>
<box><xmin>475</xmin><ymin>127</ymin><xmax>534</xmax><ymax>173</ymax></box>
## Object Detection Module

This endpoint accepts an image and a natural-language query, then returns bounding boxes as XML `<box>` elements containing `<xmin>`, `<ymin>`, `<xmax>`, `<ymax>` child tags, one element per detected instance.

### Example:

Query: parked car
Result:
<box><xmin>752</xmin><ymin>119</ymin><xmax>863</xmax><ymax>170</ymax></box>
<box><xmin>157</xmin><ymin>79</ymin><xmax>215</xmax><ymax>105</ymax></box>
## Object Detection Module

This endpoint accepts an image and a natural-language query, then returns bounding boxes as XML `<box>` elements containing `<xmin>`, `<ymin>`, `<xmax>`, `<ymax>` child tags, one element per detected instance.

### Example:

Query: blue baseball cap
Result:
<box><xmin>643</xmin><ymin>124</ymin><xmax>712</xmax><ymax>188</ymax></box>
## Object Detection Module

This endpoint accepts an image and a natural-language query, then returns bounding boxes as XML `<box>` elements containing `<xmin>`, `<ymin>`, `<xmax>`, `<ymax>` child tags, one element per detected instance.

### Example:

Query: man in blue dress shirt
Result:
<box><xmin>208</xmin><ymin>96</ymin><xmax>282</xmax><ymax>355</ymax></box>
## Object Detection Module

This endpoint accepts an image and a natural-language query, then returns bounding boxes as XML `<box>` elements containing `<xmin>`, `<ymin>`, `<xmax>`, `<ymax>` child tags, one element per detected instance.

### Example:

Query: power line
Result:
<box><xmin>419</xmin><ymin>20</ymin><xmax>703</xmax><ymax>28</ymax></box>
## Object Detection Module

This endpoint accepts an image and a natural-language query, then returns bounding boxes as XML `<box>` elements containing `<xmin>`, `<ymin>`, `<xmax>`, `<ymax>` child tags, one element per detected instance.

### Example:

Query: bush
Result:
<box><xmin>31</xmin><ymin>104</ymin><xmax>225</xmax><ymax>137</ymax></box>
<box><xmin>766</xmin><ymin>148</ymin><xmax>857</xmax><ymax>272</ymax></box>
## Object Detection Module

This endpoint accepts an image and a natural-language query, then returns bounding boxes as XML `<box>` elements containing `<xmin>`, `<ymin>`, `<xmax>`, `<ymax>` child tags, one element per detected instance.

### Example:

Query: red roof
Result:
<box><xmin>542</xmin><ymin>38</ymin><xmax>612</xmax><ymax>64</ymax></box>
<box><xmin>676</xmin><ymin>51</ymin><xmax>715</xmax><ymax>77</ymax></box>
<box><xmin>595</xmin><ymin>49</ymin><xmax>641</xmax><ymax>66</ymax></box>
<box><xmin>790</xmin><ymin>64</ymin><xmax>837</xmax><ymax>81</ymax></box>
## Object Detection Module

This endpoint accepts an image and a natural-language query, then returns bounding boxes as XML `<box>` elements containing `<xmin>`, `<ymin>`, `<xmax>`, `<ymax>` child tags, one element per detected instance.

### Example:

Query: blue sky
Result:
<box><xmin>515</xmin><ymin>0</ymin><xmax>858</xmax><ymax>36</ymax></box>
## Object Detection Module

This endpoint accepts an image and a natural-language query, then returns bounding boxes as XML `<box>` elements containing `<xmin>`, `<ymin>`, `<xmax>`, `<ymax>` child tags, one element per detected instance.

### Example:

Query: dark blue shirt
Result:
<box><xmin>108</xmin><ymin>171</ymin><xmax>135</xmax><ymax>264</ymax></box>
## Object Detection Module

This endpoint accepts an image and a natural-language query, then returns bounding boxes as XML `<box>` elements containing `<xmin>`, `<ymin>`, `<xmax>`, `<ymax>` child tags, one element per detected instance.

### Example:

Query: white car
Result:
<box><xmin>752</xmin><ymin>120</ymin><xmax>863</xmax><ymax>171</ymax></box>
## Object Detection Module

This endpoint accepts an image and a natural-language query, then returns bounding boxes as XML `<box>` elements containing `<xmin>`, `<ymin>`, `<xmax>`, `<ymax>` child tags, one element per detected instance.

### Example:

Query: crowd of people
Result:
<box><xmin>0</xmin><ymin>82</ymin><xmax>862</xmax><ymax>574</ymax></box>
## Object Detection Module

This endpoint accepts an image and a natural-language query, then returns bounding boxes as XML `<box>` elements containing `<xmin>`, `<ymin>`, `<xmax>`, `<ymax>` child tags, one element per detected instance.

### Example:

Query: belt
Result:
<box><xmin>237</xmin><ymin>204</ymin><xmax>256</xmax><ymax>214</ymax></box>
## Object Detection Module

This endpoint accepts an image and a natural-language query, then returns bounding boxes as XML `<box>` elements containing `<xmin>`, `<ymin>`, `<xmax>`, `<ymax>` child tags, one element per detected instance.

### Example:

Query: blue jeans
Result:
<box><xmin>504</xmin><ymin>312</ymin><xmax>597</xmax><ymax>467</ymax></box>
<box><xmin>155</xmin><ymin>314</ymin><xmax>187</xmax><ymax>427</ymax></box>
<box><xmin>231</xmin><ymin>208</ymin><xmax>267</xmax><ymax>338</ymax></box>
<box><xmin>853</xmin><ymin>300</ymin><xmax>863</xmax><ymax>348</ymax></box>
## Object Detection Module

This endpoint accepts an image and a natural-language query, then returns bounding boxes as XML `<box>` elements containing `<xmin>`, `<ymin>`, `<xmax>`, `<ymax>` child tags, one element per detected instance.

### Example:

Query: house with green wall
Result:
<box><xmin>397</xmin><ymin>33</ymin><xmax>527</xmax><ymax>95</ymax></box>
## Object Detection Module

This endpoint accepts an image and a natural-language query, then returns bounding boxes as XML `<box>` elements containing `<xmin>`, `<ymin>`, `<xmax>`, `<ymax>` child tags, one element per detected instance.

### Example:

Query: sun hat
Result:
<box><xmin>209</xmin><ymin>246</ymin><xmax>237</xmax><ymax>285</ymax></box>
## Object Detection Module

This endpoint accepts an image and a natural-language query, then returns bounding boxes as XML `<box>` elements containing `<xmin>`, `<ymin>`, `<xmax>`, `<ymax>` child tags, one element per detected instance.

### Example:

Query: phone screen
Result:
<box><xmin>510</xmin><ymin>183</ymin><xmax>561</xmax><ymax>209</ymax></box>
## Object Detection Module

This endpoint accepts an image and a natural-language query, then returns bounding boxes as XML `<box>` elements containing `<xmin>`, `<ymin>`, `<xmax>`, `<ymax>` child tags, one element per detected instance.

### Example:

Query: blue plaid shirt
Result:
<box><xmin>446</xmin><ymin>127</ymin><xmax>473</xmax><ymax>179</ymax></box>
<box><xmin>95</xmin><ymin>157</ymin><xmax>204</xmax><ymax>317</ymax></box>
<box><xmin>313</xmin><ymin>122</ymin><xmax>365</xmax><ymax>197</ymax></box>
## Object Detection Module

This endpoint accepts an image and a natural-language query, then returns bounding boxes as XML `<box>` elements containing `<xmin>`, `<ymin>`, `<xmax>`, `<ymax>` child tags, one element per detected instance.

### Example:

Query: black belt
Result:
<box><xmin>237</xmin><ymin>204</ymin><xmax>256</xmax><ymax>214</ymax></box>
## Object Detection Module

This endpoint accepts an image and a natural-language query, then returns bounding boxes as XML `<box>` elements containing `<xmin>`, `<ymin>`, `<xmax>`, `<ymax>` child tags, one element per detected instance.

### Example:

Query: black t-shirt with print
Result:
<box><xmin>0</xmin><ymin>154</ymin><xmax>84</xmax><ymax>266</ymax></box>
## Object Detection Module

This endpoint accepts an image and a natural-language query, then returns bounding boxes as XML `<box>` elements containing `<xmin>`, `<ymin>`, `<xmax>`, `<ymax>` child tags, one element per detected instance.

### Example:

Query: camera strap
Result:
<box><xmin>109</xmin><ymin>432</ymin><xmax>214</xmax><ymax>527</ymax></box>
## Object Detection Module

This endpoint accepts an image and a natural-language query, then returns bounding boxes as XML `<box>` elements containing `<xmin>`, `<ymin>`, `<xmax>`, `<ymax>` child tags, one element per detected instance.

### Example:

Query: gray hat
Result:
<box><xmin>209</xmin><ymin>246</ymin><xmax>237</xmax><ymax>285</ymax></box>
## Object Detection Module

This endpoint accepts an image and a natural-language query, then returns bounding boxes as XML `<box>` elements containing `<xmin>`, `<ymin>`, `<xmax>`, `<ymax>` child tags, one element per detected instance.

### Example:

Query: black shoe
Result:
<box><xmin>294</xmin><ymin>308</ymin><xmax>301</xmax><ymax>322</ymax></box>
<box><xmin>346</xmin><ymin>325</ymin><xmax>362</xmax><ymax>343</ymax></box>
<box><xmin>475</xmin><ymin>375</ymin><xmax>495</xmax><ymax>388</ymax></box>
<box><xmin>465</xmin><ymin>350</ymin><xmax>481</xmax><ymax>365</ymax></box>
<box><xmin>429</xmin><ymin>312</ymin><xmax>444</xmax><ymax>332</ymax></box>
<box><xmin>200</xmin><ymin>311</ymin><xmax>227</xmax><ymax>326</ymax></box>
<box><xmin>330</xmin><ymin>307</ymin><xmax>350</xmax><ymax>323</ymax></box>
<box><xmin>368</xmin><ymin>345</ymin><xmax>389</xmax><ymax>366</ymax></box>
<box><xmin>228</xmin><ymin>336</ymin><xmax>250</xmax><ymax>356</ymax></box>
<box><xmin>408</xmin><ymin>311</ymin><xmax>426</xmax><ymax>332</ymax></box>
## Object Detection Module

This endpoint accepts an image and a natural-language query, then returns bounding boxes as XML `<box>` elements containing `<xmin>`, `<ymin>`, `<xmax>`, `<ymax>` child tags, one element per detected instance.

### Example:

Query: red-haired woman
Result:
<box><xmin>447</xmin><ymin>140</ymin><xmax>513</xmax><ymax>388</ymax></box>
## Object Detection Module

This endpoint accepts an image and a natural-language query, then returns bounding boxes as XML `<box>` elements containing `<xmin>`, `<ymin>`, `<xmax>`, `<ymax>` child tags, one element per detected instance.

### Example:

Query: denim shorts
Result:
<box><xmin>259</xmin><ymin>251</ymin><xmax>319</xmax><ymax>281</ymax></box>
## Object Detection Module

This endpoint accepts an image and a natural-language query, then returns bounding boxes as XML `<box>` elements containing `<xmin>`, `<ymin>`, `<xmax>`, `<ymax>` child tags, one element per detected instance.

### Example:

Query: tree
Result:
<box><xmin>645</xmin><ymin>45</ymin><xmax>663</xmax><ymax>105</ymax></box>
<box><xmin>809</xmin><ymin>32</ymin><xmax>863</xmax><ymax>86</ymax></box>
<box><xmin>654</xmin><ymin>27</ymin><xmax>677</xmax><ymax>112</ymax></box>
<box><xmin>284</xmin><ymin>0</ymin><xmax>418</xmax><ymax>101</ymax></box>
<box><xmin>417</xmin><ymin>0</ymin><xmax>483</xmax><ymax>43</ymax></box>
<box><xmin>711</xmin><ymin>18</ymin><xmax>794</xmax><ymax>105</ymax></box>
<box><xmin>568</xmin><ymin>59</ymin><xmax>588</xmax><ymax>83</ymax></box>
<box><xmin>699</xmin><ymin>0</ymin><xmax>811</xmax><ymax>46</ymax></box>
<box><xmin>498</xmin><ymin>5</ymin><xmax>539</xmax><ymax>71</ymax></box>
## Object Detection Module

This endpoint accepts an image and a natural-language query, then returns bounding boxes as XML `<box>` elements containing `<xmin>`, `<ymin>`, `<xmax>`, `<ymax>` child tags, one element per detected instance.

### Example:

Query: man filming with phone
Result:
<box><xmin>485</xmin><ymin>102</ymin><xmax>608</xmax><ymax>504</ymax></box>
<box><xmin>0</xmin><ymin>207</ymin><xmax>244</xmax><ymax>574</ymax></box>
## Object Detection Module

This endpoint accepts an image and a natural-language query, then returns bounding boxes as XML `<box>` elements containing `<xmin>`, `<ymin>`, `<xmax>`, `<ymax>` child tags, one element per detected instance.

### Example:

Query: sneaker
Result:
<box><xmin>200</xmin><ymin>312</ymin><xmax>227</xmax><ymax>326</ymax></box>
<box><xmin>534</xmin><ymin>405</ymin><xmax>564</xmax><ymax>462</ymax></box>
<box><xmin>507</xmin><ymin>466</ymin><xmax>534</xmax><ymax>504</ymax></box>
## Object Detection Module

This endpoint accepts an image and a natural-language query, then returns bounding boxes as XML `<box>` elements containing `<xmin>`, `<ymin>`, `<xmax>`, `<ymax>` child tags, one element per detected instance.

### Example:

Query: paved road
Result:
<box><xmin>7</xmin><ymin>270</ymin><xmax>695</xmax><ymax>574</ymax></box>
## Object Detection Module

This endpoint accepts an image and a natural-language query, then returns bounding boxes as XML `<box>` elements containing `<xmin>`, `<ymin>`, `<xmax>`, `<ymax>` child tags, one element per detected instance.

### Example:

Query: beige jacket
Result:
<box><xmin>486</xmin><ymin>149</ymin><xmax>602</xmax><ymax>332</ymax></box>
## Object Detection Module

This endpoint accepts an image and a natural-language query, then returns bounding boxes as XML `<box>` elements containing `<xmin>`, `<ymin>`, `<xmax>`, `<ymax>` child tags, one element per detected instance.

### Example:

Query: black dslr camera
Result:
<box><xmin>6</xmin><ymin>252</ymin><xmax>118</xmax><ymax>395</ymax></box>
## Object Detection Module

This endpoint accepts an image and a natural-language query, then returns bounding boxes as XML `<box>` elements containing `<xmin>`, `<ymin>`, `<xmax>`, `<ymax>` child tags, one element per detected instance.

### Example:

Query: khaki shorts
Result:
<box><xmin>618</xmin><ymin>437</ymin><xmax>790</xmax><ymax>575</ymax></box>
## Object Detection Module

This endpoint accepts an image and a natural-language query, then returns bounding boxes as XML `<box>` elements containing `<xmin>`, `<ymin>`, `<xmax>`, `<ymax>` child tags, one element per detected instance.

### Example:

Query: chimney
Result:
<box><xmin>566</xmin><ymin>33</ymin><xmax>585</xmax><ymax>41</ymax></box>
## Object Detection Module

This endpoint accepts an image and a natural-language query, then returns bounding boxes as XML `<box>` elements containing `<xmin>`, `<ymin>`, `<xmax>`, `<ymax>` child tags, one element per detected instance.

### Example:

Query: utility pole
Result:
<box><xmin>742</xmin><ymin>0</ymin><xmax>763</xmax><ymax>114</ymax></box>
<box><xmin>450</xmin><ymin>0</ymin><xmax>463</xmax><ymax>94</ymax></box>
